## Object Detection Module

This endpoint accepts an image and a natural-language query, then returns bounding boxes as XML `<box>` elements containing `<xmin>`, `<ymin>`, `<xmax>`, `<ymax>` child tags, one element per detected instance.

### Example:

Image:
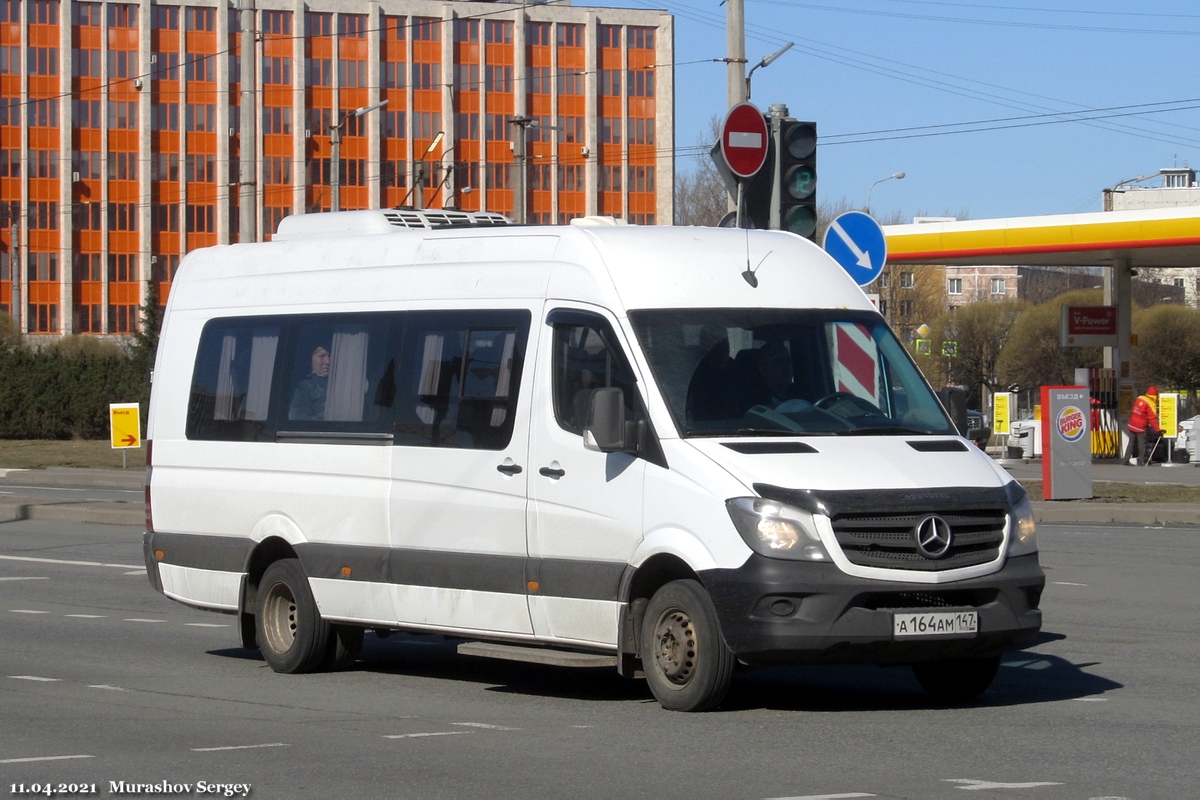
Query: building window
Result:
<box><xmin>899</xmin><ymin>271</ymin><xmax>914</xmax><ymax>289</ymax></box>
<box><xmin>948</xmin><ymin>278</ymin><xmax>962</xmax><ymax>295</ymax></box>
<box><xmin>990</xmin><ymin>277</ymin><xmax>1006</xmax><ymax>295</ymax></box>
<box><xmin>900</xmin><ymin>300</ymin><xmax>915</xmax><ymax>317</ymax></box>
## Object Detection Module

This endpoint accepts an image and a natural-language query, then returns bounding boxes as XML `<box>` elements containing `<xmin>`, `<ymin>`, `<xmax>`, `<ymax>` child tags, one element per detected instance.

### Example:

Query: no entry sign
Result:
<box><xmin>720</xmin><ymin>102</ymin><xmax>769</xmax><ymax>179</ymax></box>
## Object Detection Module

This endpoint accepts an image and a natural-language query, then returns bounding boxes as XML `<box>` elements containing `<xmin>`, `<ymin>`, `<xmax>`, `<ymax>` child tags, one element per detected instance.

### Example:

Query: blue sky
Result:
<box><xmin>607</xmin><ymin>0</ymin><xmax>1200</xmax><ymax>221</ymax></box>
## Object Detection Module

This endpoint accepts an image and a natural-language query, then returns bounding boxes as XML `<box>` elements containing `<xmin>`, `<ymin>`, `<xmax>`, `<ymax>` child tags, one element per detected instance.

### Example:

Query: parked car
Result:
<box><xmin>966</xmin><ymin>409</ymin><xmax>992</xmax><ymax>448</ymax></box>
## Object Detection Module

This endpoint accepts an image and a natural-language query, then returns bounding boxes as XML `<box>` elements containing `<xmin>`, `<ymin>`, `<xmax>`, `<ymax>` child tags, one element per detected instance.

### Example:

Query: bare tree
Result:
<box><xmin>1133</xmin><ymin>304</ymin><xmax>1200</xmax><ymax>404</ymax></box>
<box><xmin>674</xmin><ymin>116</ymin><xmax>728</xmax><ymax>226</ymax></box>
<box><xmin>996</xmin><ymin>289</ymin><xmax>1105</xmax><ymax>396</ymax></box>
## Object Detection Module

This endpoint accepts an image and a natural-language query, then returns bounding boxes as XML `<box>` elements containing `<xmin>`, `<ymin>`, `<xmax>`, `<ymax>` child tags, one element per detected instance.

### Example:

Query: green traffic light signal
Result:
<box><xmin>778</xmin><ymin>120</ymin><xmax>817</xmax><ymax>240</ymax></box>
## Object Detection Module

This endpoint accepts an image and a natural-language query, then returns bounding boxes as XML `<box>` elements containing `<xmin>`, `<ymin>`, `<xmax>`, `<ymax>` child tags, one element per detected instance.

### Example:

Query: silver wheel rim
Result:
<box><xmin>261</xmin><ymin>579</ymin><xmax>298</xmax><ymax>655</ymax></box>
<box><xmin>651</xmin><ymin>607</ymin><xmax>697</xmax><ymax>687</ymax></box>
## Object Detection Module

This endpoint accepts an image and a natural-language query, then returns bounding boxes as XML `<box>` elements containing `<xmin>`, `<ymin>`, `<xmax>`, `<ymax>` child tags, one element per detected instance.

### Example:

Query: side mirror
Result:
<box><xmin>583</xmin><ymin>387</ymin><xmax>635</xmax><ymax>453</ymax></box>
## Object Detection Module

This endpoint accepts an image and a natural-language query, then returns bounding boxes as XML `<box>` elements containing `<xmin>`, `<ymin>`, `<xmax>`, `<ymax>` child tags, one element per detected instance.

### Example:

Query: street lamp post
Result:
<box><xmin>330</xmin><ymin>99</ymin><xmax>389</xmax><ymax>213</ymax></box>
<box><xmin>745</xmin><ymin>42</ymin><xmax>793</xmax><ymax>100</ymax></box>
<box><xmin>411</xmin><ymin>131</ymin><xmax>445</xmax><ymax>210</ymax></box>
<box><xmin>866</xmin><ymin>171</ymin><xmax>905</xmax><ymax>216</ymax></box>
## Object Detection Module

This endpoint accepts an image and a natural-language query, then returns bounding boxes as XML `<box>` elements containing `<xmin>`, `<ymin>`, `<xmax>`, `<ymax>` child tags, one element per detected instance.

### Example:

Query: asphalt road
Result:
<box><xmin>1</xmin><ymin>518</ymin><xmax>1198</xmax><ymax>799</ymax></box>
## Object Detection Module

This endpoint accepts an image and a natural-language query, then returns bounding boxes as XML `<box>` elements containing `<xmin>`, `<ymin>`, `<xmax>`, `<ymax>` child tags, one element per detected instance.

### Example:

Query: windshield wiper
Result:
<box><xmin>833</xmin><ymin>426</ymin><xmax>942</xmax><ymax>436</ymax></box>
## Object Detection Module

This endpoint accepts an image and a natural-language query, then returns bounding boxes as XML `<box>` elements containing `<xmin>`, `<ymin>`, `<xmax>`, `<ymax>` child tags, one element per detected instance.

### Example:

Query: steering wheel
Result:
<box><xmin>814</xmin><ymin>391</ymin><xmax>885</xmax><ymax>418</ymax></box>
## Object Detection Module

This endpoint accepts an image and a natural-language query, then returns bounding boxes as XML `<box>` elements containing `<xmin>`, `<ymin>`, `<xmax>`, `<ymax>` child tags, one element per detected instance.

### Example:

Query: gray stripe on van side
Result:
<box><xmin>150</xmin><ymin>532</ymin><xmax>624</xmax><ymax>602</ymax></box>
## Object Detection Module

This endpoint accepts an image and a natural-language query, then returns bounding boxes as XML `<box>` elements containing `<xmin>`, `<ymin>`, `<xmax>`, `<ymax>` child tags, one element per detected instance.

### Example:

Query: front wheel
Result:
<box><xmin>256</xmin><ymin>558</ymin><xmax>331</xmax><ymax>674</ymax></box>
<box><xmin>640</xmin><ymin>579</ymin><xmax>735</xmax><ymax>712</ymax></box>
<box><xmin>912</xmin><ymin>654</ymin><xmax>1001</xmax><ymax>703</ymax></box>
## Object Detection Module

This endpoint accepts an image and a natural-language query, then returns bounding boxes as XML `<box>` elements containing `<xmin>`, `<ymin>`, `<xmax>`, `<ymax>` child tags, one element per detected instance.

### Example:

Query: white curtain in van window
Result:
<box><xmin>415</xmin><ymin>334</ymin><xmax>445</xmax><ymax>425</ymax></box>
<box><xmin>326</xmin><ymin>329</ymin><xmax>369</xmax><ymax>422</ymax></box>
<box><xmin>491</xmin><ymin>332</ymin><xmax>516</xmax><ymax>427</ymax></box>
<box><xmin>214</xmin><ymin>335</ymin><xmax>239</xmax><ymax>421</ymax></box>
<box><xmin>243</xmin><ymin>331</ymin><xmax>278</xmax><ymax>421</ymax></box>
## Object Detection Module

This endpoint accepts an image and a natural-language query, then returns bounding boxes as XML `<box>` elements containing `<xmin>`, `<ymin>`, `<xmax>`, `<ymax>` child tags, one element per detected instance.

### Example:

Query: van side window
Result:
<box><xmin>550</xmin><ymin>315</ymin><xmax>640</xmax><ymax>435</ymax></box>
<box><xmin>391</xmin><ymin>310</ymin><xmax>530</xmax><ymax>449</ymax></box>
<box><xmin>187</xmin><ymin>321</ymin><xmax>282</xmax><ymax>440</ymax></box>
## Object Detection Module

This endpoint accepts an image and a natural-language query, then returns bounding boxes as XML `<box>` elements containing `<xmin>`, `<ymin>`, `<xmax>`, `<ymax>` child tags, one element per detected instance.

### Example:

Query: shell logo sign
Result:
<box><xmin>1057</xmin><ymin>405</ymin><xmax>1086</xmax><ymax>442</ymax></box>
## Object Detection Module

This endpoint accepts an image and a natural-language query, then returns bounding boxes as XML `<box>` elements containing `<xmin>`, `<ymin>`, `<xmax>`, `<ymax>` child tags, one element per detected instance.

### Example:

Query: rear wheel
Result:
<box><xmin>640</xmin><ymin>580</ymin><xmax>735</xmax><ymax>712</ymax></box>
<box><xmin>912</xmin><ymin>654</ymin><xmax>1001</xmax><ymax>703</ymax></box>
<box><xmin>257</xmin><ymin>558</ymin><xmax>330</xmax><ymax>674</ymax></box>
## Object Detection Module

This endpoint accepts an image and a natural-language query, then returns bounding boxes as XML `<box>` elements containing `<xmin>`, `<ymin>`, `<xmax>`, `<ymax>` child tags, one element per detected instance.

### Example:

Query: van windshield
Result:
<box><xmin>628</xmin><ymin>308</ymin><xmax>957</xmax><ymax>438</ymax></box>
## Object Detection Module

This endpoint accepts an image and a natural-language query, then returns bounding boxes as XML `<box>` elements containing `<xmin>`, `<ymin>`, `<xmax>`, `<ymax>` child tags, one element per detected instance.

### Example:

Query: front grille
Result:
<box><xmin>859</xmin><ymin>589</ymin><xmax>997</xmax><ymax>610</ymax></box>
<box><xmin>831</xmin><ymin>509</ymin><xmax>1005</xmax><ymax>571</ymax></box>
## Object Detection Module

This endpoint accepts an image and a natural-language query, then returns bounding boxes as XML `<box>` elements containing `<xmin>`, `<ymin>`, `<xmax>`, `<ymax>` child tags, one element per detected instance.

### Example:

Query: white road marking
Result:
<box><xmin>1075</xmin><ymin>697</ymin><xmax>1109</xmax><ymax>702</ymax></box>
<box><xmin>1002</xmin><ymin>659</ymin><xmax>1052</xmax><ymax>670</ymax></box>
<box><xmin>124</xmin><ymin>570</ymin><xmax>144</xmax><ymax>575</ymax></box>
<box><xmin>0</xmin><ymin>554</ymin><xmax>141</xmax><ymax>570</ymax></box>
<box><xmin>384</xmin><ymin>732</ymin><xmax>472</xmax><ymax>739</ymax></box>
<box><xmin>123</xmin><ymin>618</ymin><xmax>166</xmax><ymax>623</ymax></box>
<box><xmin>765</xmin><ymin>794</ymin><xmax>876</xmax><ymax>800</ymax></box>
<box><xmin>450</xmin><ymin>722</ymin><xmax>520</xmax><ymax>731</ymax></box>
<box><xmin>10</xmin><ymin>609</ymin><xmax>50</xmax><ymax>614</ymax></box>
<box><xmin>65</xmin><ymin>614</ymin><xmax>106</xmax><ymax>619</ymax></box>
<box><xmin>89</xmin><ymin>684</ymin><xmax>126</xmax><ymax>691</ymax></box>
<box><xmin>192</xmin><ymin>743</ymin><xmax>289</xmax><ymax>752</ymax></box>
<box><xmin>1053</xmin><ymin>581</ymin><xmax>1088</xmax><ymax>586</ymax></box>
<box><xmin>0</xmin><ymin>754</ymin><xmax>94</xmax><ymax>764</ymax></box>
<box><xmin>944</xmin><ymin>778</ymin><xmax>1063</xmax><ymax>790</ymax></box>
<box><xmin>186</xmin><ymin>623</ymin><xmax>230</xmax><ymax>628</ymax></box>
<box><xmin>9</xmin><ymin>675</ymin><xmax>62</xmax><ymax>682</ymax></box>
<box><xmin>0</xmin><ymin>577</ymin><xmax>48</xmax><ymax>582</ymax></box>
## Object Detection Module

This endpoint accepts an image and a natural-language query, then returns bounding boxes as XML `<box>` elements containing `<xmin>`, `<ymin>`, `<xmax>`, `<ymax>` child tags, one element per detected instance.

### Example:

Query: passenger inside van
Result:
<box><xmin>288</xmin><ymin>343</ymin><xmax>331</xmax><ymax>420</ymax></box>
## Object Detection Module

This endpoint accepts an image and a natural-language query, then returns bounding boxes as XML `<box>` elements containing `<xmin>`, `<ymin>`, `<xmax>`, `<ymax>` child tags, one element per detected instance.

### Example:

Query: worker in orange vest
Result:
<box><xmin>1126</xmin><ymin>385</ymin><xmax>1162</xmax><ymax>466</ymax></box>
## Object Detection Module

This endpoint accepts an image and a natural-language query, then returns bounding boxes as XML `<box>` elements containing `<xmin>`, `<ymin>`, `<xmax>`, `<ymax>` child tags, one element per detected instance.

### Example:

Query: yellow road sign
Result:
<box><xmin>109</xmin><ymin>403</ymin><xmax>141</xmax><ymax>449</ymax></box>
<box><xmin>1160</xmin><ymin>393</ymin><xmax>1178</xmax><ymax>438</ymax></box>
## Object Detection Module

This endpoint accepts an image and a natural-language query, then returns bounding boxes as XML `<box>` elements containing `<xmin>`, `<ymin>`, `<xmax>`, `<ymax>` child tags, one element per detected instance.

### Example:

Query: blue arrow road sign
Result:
<box><xmin>822</xmin><ymin>211</ymin><xmax>887</xmax><ymax>286</ymax></box>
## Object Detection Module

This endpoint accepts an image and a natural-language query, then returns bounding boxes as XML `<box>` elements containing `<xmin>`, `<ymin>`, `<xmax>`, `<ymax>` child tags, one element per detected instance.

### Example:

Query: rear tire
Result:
<box><xmin>640</xmin><ymin>579</ymin><xmax>735</xmax><ymax>712</ymax></box>
<box><xmin>912</xmin><ymin>654</ymin><xmax>1001</xmax><ymax>703</ymax></box>
<box><xmin>256</xmin><ymin>559</ymin><xmax>330</xmax><ymax>674</ymax></box>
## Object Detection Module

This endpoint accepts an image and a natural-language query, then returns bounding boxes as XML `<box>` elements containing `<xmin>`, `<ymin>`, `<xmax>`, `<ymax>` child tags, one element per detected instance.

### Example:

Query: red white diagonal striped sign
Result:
<box><xmin>833</xmin><ymin>323</ymin><xmax>878</xmax><ymax>402</ymax></box>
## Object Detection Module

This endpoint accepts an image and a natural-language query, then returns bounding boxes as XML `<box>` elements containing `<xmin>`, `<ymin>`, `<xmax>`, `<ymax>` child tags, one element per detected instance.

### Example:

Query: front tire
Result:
<box><xmin>257</xmin><ymin>558</ymin><xmax>331</xmax><ymax>674</ymax></box>
<box><xmin>912</xmin><ymin>654</ymin><xmax>1001</xmax><ymax>703</ymax></box>
<box><xmin>640</xmin><ymin>579</ymin><xmax>735</xmax><ymax>712</ymax></box>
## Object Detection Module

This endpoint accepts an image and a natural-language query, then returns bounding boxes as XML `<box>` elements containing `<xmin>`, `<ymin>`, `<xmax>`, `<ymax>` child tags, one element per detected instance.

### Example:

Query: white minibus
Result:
<box><xmin>144</xmin><ymin>210</ymin><xmax>1043</xmax><ymax>711</ymax></box>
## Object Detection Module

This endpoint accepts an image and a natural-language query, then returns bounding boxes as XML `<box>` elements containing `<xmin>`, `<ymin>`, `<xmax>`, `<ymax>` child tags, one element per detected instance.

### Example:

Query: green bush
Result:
<box><xmin>0</xmin><ymin>348</ymin><xmax>150</xmax><ymax>440</ymax></box>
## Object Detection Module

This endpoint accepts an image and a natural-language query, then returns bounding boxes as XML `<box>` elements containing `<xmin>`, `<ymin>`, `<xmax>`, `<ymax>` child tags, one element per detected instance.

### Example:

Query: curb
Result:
<box><xmin>0</xmin><ymin>497</ymin><xmax>144</xmax><ymax>527</ymax></box>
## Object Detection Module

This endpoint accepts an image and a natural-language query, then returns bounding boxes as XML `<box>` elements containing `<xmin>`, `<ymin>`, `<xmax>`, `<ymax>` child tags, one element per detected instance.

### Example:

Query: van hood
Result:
<box><xmin>683</xmin><ymin>436</ymin><xmax>1010</xmax><ymax>495</ymax></box>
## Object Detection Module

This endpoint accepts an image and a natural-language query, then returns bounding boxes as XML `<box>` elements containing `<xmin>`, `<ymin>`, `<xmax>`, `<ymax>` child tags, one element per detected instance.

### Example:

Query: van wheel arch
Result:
<box><xmin>618</xmin><ymin>554</ymin><xmax>702</xmax><ymax>676</ymax></box>
<box><xmin>238</xmin><ymin>537</ymin><xmax>299</xmax><ymax>650</ymax></box>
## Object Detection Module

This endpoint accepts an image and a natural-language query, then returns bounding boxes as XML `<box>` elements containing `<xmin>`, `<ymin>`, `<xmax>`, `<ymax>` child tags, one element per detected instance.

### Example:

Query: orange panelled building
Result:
<box><xmin>0</xmin><ymin>0</ymin><xmax>674</xmax><ymax>339</ymax></box>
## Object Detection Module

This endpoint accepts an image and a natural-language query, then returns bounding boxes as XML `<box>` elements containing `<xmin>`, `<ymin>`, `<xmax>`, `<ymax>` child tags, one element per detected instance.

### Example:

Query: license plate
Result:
<box><xmin>893</xmin><ymin>611</ymin><xmax>978</xmax><ymax>638</ymax></box>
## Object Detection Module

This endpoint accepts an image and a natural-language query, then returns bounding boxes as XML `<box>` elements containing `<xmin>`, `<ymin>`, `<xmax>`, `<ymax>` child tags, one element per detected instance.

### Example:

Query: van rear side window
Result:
<box><xmin>186</xmin><ymin>310</ymin><xmax>530</xmax><ymax>449</ymax></box>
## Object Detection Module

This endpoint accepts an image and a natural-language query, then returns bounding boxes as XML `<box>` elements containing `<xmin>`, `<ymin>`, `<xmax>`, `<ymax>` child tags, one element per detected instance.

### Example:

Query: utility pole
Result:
<box><xmin>238</xmin><ymin>0</ymin><xmax>257</xmax><ymax>242</ymax></box>
<box><xmin>726</xmin><ymin>0</ymin><xmax>747</xmax><ymax>108</ymax></box>
<box><xmin>510</xmin><ymin>116</ymin><xmax>534</xmax><ymax>224</ymax></box>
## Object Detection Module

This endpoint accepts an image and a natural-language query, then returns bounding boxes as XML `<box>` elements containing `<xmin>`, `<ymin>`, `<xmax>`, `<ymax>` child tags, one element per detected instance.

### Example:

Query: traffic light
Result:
<box><xmin>777</xmin><ymin>120</ymin><xmax>817</xmax><ymax>240</ymax></box>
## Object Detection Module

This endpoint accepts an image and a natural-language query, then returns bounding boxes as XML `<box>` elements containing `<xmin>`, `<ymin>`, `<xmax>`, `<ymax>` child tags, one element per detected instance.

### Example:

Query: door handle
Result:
<box><xmin>496</xmin><ymin>463</ymin><xmax>523</xmax><ymax>475</ymax></box>
<box><xmin>539</xmin><ymin>466</ymin><xmax>566</xmax><ymax>478</ymax></box>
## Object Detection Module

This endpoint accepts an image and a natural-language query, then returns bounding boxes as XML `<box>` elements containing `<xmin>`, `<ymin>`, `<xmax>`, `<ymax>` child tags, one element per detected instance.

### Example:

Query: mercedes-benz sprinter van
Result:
<box><xmin>144</xmin><ymin>210</ymin><xmax>1043</xmax><ymax>711</ymax></box>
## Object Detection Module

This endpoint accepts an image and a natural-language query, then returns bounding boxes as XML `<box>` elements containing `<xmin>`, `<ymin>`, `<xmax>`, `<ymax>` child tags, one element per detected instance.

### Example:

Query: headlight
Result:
<box><xmin>1007</xmin><ymin>485</ymin><xmax>1038</xmax><ymax>557</ymax></box>
<box><xmin>726</xmin><ymin>497</ymin><xmax>831</xmax><ymax>561</ymax></box>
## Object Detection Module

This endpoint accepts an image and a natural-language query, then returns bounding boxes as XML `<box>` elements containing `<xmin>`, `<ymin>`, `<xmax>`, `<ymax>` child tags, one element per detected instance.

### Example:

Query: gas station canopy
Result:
<box><xmin>883</xmin><ymin>205</ymin><xmax>1200</xmax><ymax>269</ymax></box>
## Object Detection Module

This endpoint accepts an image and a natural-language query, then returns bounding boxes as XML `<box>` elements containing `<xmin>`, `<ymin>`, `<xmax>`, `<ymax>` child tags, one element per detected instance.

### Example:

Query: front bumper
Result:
<box><xmin>701</xmin><ymin>553</ymin><xmax>1044</xmax><ymax>666</ymax></box>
